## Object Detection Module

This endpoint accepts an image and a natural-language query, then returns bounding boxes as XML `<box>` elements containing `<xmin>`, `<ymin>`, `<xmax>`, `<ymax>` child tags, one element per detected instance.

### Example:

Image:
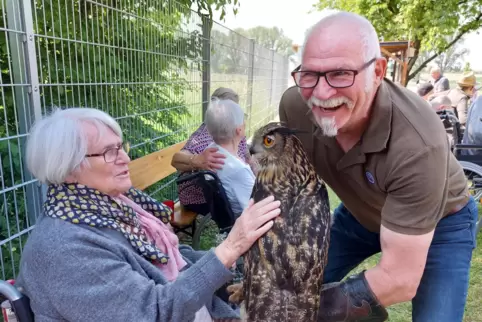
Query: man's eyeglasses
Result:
<box><xmin>86</xmin><ymin>142</ymin><xmax>130</xmax><ymax>163</ymax></box>
<box><xmin>291</xmin><ymin>58</ymin><xmax>377</xmax><ymax>89</ymax></box>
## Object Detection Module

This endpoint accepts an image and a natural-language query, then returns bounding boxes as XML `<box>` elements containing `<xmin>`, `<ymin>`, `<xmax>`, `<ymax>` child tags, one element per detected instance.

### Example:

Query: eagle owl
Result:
<box><xmin>233</xmin><ymin>122</ymin><xmax>332</xmax><ymax>321</ymax></box>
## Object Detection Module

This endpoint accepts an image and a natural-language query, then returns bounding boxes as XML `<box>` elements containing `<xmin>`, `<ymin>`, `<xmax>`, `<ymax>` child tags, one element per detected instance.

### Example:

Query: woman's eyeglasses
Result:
<box><xmin>85</xmin><ymin>142</ymin><xmax>130</xmax><ymax>163</ymax></box>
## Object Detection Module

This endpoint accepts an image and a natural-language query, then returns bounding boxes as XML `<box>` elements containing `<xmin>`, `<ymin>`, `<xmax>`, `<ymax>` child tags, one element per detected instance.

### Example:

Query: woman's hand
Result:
<box><xmin>193</xmin><ymin>147</ymin><xmax>226</xmax><ymax>171</ymax></box>
<box><xmin>215</xmin><ymin>196</ymin><xmax>281</xmax><ymax>268</ymax></box>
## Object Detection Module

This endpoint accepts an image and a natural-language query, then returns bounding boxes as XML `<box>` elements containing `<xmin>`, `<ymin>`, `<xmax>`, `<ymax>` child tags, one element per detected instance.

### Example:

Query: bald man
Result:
<box><xmin>280</xmin><ymin>11</ymin><xmax>476</xmax><ymax>322</ymax></box>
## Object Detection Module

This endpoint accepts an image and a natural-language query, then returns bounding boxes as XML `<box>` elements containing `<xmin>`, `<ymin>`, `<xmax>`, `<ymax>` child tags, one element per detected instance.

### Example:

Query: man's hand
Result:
<box><xmin>318</xmin><ymin>271</ymin><xmax>388</xmax><ymax>322</ymax></box>
<box><xmin>193</xmin><ymin>147</ymin><xmax>226</xmax><ymax>171</ymax></box>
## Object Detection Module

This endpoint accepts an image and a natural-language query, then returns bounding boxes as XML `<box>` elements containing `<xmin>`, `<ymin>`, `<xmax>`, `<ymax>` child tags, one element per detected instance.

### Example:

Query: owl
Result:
<box><xmin>229</xmin><ymin>122</ymin><xmax>332</xmax><ymax>321</ymax></box>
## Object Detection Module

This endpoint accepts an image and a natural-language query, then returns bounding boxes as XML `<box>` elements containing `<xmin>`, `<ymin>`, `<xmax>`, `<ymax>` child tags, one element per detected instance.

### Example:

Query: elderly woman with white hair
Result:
<box><xmin>204</xmin><ymin>99</ymin><xmax>255</xmax><ymax>218</ymax></box>
<box><xmin>16</xmin><ymin>107</ymin><xmax>281</xmax><ymax>322</ymax></box>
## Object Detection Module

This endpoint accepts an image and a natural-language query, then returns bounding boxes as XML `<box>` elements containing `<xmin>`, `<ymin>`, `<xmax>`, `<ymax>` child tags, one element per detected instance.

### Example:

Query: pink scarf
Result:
<box><xmin>117</xmin><ymin>195</ymin><xmax>214</xmax><ymax>321</ymax></box>
<box><xmin>117</xmin><ymin>195</ymin><xmax>187</xmax><ymax>281</ymax></box>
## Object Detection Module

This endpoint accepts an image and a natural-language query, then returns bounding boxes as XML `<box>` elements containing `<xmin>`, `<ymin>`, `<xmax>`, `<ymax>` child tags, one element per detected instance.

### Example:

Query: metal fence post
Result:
<box><xmin>6</xmin><ymin>0</ymin><xmax>44</xmax><ymax>223</ymax></box>
<box><xmin>246</xmin><ymin>39</ymin><xmax>255</xmax><ymax>136</ymax></box>
<box><xmin>201</xmin><ymin>14</ymin><xmax>211</xmax><ymax>121</ymax></box>
<box><xmin>269</xmin><ymin>49</ymin><xmax>276</xmax><ymax>120</ymax></box>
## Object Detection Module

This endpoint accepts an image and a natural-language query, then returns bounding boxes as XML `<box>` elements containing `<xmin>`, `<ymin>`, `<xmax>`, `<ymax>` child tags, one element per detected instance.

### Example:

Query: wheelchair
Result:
<box><xmin>437</xmin><ymin>109</ymin><xmax>482</xmax><ymax>233</ymax></box>
<box><xmin>0</xmin><ymin>280</ymin><xmax>33</xmax><ymax>322</ymax></box>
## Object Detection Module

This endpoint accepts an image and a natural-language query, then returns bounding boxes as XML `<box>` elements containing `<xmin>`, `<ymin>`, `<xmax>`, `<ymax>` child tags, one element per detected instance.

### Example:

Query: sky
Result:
<box><xmin>213</xmin><ymin>0</ymin><xmax>482</xmax><ymax>71</ymax></box>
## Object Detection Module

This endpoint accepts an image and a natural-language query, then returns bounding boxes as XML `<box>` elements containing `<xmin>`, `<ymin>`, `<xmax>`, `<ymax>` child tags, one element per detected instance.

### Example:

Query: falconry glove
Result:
<box><xmin>317</xmin><ymin>270</ymin><xmax>389</xmax><ymax>322</ymax></box>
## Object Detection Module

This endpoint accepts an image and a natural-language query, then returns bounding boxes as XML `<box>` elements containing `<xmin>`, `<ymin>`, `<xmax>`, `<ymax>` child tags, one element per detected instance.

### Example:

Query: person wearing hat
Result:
<box><xmin>430</xmin><ymin>71</ymin><xmax>478</xmax><ymax>128</ymax></box>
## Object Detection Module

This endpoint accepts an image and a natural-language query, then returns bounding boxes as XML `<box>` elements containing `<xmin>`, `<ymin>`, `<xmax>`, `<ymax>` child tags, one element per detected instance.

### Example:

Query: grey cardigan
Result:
<box><xmin>16</xmin><ymin>215</ymin><xmax>240</xmax><ymax>322</ymax></box>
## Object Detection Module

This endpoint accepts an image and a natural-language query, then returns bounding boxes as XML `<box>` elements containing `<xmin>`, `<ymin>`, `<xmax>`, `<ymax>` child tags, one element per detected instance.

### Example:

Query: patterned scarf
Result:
<box><xmin>44</xmin><ymin>183</ymin><xmax>172</xmax><ymax>264</ymax></box>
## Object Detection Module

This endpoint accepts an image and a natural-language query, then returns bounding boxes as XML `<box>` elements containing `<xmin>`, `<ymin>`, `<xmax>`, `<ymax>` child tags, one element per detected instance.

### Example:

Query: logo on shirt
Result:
<box><xmin>365</xmin><ymin>171</ymin><xmax>375</xmax><ymax>184</ymax></box>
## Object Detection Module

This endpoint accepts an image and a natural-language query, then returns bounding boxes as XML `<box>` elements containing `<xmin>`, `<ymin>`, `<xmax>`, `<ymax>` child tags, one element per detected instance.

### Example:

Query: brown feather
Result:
<box><xmin>240</xmin><ymin>122</ymin><xmax>331</xmax><ymax>321</ymax></box>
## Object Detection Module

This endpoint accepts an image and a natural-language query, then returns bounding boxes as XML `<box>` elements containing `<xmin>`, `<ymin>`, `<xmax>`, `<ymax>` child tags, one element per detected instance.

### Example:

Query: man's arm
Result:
<box><xmin>455</xmin><ymin>97</ymin><xmax>469</xmax><ymax>126</ymax></box>
<box><xmin>364</xmin><ymin>226</ymin><xmax>434</xmax><ymax>306</ymax></box>
<box><xmin>364</xmin><ymin>142</ymin><xmax>450</xmax><ymax>306</ymax></box>
<box><xmin>319</xmin><ymin>143</ymin><xmax>448</xmax><ymax>321</ymax></box>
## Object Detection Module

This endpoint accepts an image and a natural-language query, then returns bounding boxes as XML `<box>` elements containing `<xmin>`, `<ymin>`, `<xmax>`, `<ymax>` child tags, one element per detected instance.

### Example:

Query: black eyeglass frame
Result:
<box><xmin>291</xmin><ymin>57</ymin><xmax>377</xmax><ymax>89</ymax></box>
<box><xmin>85</xmin><ymin>142</ymin><xmax>130</xmax><ymax>163</ymax></box>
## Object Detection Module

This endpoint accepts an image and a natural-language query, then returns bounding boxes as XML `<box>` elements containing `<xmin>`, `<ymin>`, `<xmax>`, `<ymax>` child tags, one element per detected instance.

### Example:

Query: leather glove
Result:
<box><xmin>318</xmin><ymin>270</ymin><xmax>388</xmax><ymax>322</ymax></box>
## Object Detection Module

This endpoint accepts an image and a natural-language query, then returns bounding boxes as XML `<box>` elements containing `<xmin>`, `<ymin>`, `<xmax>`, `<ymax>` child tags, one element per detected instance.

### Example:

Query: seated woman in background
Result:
<box><xmin>171</xmin><ymin>88</ymin><xmax>257</xmax><ymax>216</ymax></box>
<box><xmin>204</xmin><ymin>98</ymin><xmax>256</xmax><ymax>218</ymax></box>
<box><xmin>16</xmin><ymin>107</ymin><xmax>280</xmax><ymax>322</ymax></box>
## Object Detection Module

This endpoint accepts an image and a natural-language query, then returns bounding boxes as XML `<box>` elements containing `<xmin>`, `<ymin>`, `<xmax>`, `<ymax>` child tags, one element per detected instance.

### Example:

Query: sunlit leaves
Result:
<box><xmin>314</xmin><ymin>0</ymin><xmax>482</xmax><ymax>81</ymax></box>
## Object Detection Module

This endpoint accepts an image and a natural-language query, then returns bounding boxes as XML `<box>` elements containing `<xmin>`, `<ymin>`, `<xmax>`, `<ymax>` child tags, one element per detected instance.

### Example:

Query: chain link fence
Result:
<box><xmin>0</xmin><ymin>0</ymin><xmax>290</xmax><ymax>281</ymax></box>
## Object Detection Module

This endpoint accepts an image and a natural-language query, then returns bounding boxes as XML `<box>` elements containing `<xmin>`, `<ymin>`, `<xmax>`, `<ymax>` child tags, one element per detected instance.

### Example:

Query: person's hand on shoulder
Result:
<box><xmin>193</xmin><ymin>147</ymin><xmax>226</xmax><ymax>171</ymax></box>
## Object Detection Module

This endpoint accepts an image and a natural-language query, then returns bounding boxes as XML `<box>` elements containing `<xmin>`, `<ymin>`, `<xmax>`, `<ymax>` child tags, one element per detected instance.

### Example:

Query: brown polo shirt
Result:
<box><xmin>279</xmin><ymin>79</ymin><xmax>469</xmax><ymax>235</ymax></box>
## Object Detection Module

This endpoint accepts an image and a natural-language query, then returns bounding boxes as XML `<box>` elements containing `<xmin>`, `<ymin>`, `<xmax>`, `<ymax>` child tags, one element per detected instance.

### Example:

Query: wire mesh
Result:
<box><xmin>0</xmin><ymin>0</ymin><xmax>290</xmax><ymax>281</ymax></box>
<box><xmin>0</xmin><ymin>0</ymin><xmax>42</xmax><ymax>282</ymax></box>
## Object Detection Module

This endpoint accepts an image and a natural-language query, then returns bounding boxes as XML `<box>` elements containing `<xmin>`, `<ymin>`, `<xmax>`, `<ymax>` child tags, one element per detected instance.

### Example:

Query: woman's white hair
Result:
<box><xmin>26</xmin><ymin>107</ymin><xmax>122</xmax><ymax>185</ymax></box>
<box><xmin>204</xmin><ymin>98</ymin><xmax>245</xmax><ymax>144</ymax></box>
<box><xmin>303</xmin><ymin>10</ymin><xmax>382</xmax><ymax>90</ymax></box>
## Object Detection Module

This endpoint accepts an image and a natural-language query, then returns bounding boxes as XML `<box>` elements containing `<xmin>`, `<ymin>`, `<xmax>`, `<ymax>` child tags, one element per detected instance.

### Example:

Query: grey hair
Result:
<box><xmin>303</xmin><ymin>10</ymin><xmax>382</xmax><ymax>90</ymax></box>
<box><xmin>211</xmin><ymin>87</ymin><xmax>240</xmax><ymax>104</ymax></box>
<box><xmin>430</xmin><ymin>66</ymin><xmax>441</xmax><ymax>74</ymax></box>
<box><xmin>26</xmin><ymin>107</ymin><xmax>123</xmax><ymax>185</ymax></box>
<box><xmin>205</xmin><ymin>98</ymin><xmax>245</xmax><ymax>144</ymax></box>
<box><xmin>430</xmin><ymin>95</ymin><xmax>452</xmax><ymax>109</ymax></box>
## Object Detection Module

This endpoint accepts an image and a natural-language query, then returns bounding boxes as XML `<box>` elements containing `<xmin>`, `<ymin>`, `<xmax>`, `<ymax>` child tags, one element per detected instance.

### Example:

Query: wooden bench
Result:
<box><xmin>127</xmin><ymin>140</ymin><xmax>199</xmax><ymax>229</ymax></box>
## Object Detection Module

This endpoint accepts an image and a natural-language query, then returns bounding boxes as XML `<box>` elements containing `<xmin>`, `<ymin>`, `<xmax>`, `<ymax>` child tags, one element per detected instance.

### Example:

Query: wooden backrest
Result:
<box><xmin>128</xmin><ymin>140</ymin><xmax>187</xmax><ymax>190</ymax></box>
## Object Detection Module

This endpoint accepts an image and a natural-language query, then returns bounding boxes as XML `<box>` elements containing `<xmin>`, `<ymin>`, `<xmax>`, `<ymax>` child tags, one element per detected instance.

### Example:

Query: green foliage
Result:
<box><xmin>180</xmin><ymin>0</ymin><xmax>241</xmax><ymax>21</ymax></box>
<box><xmin>210</xmin><ymin>25</ymin><xmax>291</xmax><ymax>74</ymax></box>
<box><xmin>465</xmin><ymin>61</ymin><xmax>472</xmax><ymax>72</ymax></box>
<box><xmin>0</xmin><ymin>0</ymin><xmax>209</xmax><ymax>280</ymax></box>
<box><xmin>237</xmin><ymin>26</ymin><xmax>294</xmax><ymax>56</ymax></box>
<box><xmin>314</xmin><ymin>0</ymin><xmax>482</xmax><ymax>82</ymax></box>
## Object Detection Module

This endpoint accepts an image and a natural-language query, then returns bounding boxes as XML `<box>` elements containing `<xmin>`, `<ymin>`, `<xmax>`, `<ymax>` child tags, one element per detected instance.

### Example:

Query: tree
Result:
<box><xmin>313</xmin><ymin>0</ymin><xmax>482</xmax><ymax>86</ymax></box>
<box><xmin>210</xmin><ymin>29</ymin><xmax>249</xmax><ymax>73</ymax></box>
<box><xmin>237</xmin><ymin>26</ymin><xmax>294</xmax><ymax>56</ymax></box>
<box><xmin>181</xmin><ymin>0</ymin><xmax>240</xmax><ymax>21</ymax></box>
<box><xmin>209</xmin><ymin>26</ymin><xmax>293</xmax><ymax>74</ymax></box>
<box><xmin>433</xmin><ymin>36</ymin><xmax>470</xmax><ymax>73</ymax></box>
<box><xmin>464</xmin><ymin>62</ymin><xmax>472</xmax><ymax>72</ymax></box>
<box><xmin>0</xmin><ymin>0</ymin><xmax>239</xmax><ymax>280</ymax></box>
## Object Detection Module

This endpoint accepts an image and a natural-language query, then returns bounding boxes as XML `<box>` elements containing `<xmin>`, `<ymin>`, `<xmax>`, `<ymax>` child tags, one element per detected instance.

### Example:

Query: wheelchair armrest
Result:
<box><xmin>0</xmin><ymin>280</ymin><xmax>34</xmax><ymax>322</ymax></box>
<box><xmin>0</xmin><ymin>280</ymin><xmax>23</xmax><ymax>301</ymax></box>
<box><xmin>454</xmin><ymin>144</ymin><xmax>482</xmax><ymax>150</ymax></box>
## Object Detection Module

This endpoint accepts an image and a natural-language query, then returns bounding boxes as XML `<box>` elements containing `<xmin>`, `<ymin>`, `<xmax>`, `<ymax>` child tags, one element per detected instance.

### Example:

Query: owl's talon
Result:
<box><xmin>227</xmin><ymin>283</ymin><xmax>244</xmax><ymax>304</ymax></box>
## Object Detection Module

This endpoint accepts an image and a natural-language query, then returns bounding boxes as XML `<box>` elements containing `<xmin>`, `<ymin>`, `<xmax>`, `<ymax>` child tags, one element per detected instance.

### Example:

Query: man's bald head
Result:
<box><xmin>302</xmin><ymin>11</ymin><xmax>382</xmax><ymax>77</ymax></box>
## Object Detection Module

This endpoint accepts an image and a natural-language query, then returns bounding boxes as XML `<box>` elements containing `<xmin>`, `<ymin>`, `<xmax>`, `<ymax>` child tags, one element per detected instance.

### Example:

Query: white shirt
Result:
<box><xmin>208</xmin><ymin>143</ymin><xmax>256</xmax><ymax>217</ymax></box>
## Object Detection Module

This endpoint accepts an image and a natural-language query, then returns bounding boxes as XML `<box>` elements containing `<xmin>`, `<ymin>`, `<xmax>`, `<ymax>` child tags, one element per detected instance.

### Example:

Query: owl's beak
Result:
<box><xmin>249</xmin><ymin>144</ymin><xmax>255</xmax><ymax>156</ymax></box>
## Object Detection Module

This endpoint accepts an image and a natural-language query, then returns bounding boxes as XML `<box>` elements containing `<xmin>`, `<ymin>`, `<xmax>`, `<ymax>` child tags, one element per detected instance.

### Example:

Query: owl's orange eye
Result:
<box><xmin>263</xmin><ymin>136</ymin><xmax>274</xmax><ymax>147</ymax></box>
